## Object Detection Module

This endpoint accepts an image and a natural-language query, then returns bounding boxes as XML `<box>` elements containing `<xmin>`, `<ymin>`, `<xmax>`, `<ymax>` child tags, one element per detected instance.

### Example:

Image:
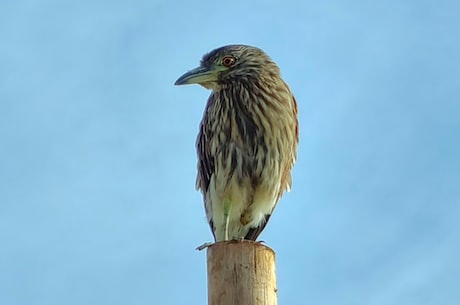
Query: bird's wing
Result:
<box><xmin>196</xmin><ymin>120</ymin><xmax>213</xmax><ymax>192</ymax></box>
<box><xmin>277</xmin><ymin>94</ymin><xmax>299</xmax><ymax>197</ymax></box>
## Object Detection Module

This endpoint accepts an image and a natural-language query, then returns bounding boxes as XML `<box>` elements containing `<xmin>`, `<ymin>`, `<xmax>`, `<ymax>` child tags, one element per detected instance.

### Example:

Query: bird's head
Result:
<box><xmin>174</xmin><ymin>45</ymin><xmax>280</xmax><ymax>90</ymax></box>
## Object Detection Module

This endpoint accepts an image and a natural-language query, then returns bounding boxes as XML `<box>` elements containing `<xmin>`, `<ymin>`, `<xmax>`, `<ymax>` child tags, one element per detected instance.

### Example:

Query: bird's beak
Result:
<box><xmin>174</xmin><ymin>66</ymin><xmax>219</xmax><ymax>86</ymax></box>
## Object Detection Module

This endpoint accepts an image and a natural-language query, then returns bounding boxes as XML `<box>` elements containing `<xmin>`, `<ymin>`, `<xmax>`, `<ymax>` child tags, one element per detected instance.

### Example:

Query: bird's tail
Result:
<box><xmin>244</xmin><ymin>214</ymin><xmax>272</xmax><ymax>240</ymax></box>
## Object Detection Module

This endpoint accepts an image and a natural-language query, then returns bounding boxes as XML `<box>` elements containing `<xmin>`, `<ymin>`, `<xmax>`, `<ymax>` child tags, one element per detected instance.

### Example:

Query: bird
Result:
<box><xmin>175</xmin><ymin>44</ymin><xmax>298</xmax><ymax>242</ymax></box>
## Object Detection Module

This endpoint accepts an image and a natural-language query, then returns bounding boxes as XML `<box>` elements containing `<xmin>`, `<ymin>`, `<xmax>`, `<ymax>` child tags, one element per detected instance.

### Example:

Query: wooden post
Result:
<box><xmin>207</xmin><ymin>240</ymin><xmax>278</xmax><ymax>305</ymax></box>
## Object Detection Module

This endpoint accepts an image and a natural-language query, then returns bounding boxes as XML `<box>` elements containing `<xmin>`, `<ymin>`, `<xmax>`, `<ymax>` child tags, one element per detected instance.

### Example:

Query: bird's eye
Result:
<box><xmin>222</xmin><ymin>56</ymin><xmax>236</xmax><ymax>67</ymax></box>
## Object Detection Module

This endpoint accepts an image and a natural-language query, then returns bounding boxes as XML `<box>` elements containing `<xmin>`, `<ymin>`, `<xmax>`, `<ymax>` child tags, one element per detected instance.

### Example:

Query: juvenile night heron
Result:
<box><xmin>175</xmin><ymin>44</ymin><xmax>298</xmax><ymax>242</ymax></box>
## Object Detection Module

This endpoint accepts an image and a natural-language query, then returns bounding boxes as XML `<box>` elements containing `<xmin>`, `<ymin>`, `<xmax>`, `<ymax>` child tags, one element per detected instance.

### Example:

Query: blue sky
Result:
<box><xmin>1</xmin><ymin>0</ymin><xmax>459</xmax><ymax>304</ymax></box>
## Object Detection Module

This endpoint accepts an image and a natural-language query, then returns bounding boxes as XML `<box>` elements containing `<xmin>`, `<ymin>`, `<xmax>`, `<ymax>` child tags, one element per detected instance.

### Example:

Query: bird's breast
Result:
<box><xmin>202</xmin><ymin>85</ymin><xmax>296</xmax><ymax>191</ymax></box>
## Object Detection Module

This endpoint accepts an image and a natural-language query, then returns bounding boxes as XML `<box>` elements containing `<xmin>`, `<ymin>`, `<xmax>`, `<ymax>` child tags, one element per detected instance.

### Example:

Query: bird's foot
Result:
<box><xmin>231</xmin><ymin>238</ymin><xmax>265</xmax><ymax>244</ymax></box>
<box><xmin>195</xmin><ymin>242</ymin><xmax>214</xmax><ymax>251</ymax></box>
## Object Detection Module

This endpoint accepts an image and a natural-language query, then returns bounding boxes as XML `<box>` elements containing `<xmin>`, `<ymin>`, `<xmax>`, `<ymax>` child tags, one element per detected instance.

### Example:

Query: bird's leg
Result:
<box><xmin>223</xmin><ymin>199</ymin><xmax>231</xmax><ymax>240</ymax></box>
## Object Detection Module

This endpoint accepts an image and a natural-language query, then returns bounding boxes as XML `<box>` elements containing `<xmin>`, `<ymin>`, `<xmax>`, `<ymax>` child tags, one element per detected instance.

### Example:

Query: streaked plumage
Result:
<box><xmin>175</xmin><ymin>45</ymin><xmax>298</xmax><ymax>242</ymax></box>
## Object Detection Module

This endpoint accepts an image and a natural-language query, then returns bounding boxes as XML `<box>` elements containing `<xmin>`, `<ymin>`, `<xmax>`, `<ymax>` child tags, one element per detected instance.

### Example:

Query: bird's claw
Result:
<box><xmin>196</xmin><ymin>242</ymin><xmax>214</xmax><ymax>251</ymax></box>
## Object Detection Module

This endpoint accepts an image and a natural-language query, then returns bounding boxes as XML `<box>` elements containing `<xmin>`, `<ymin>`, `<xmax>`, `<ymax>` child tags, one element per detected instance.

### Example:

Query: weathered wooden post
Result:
<box><xmin>206</xmin><ymin>241</ymin><xmax>277</xmax><ymax>305</ymax></box>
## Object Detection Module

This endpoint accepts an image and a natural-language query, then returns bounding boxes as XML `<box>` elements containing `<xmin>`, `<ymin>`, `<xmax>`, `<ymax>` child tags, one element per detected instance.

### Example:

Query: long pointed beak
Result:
<box><xmin>174</xmin><ymin>66</ymin><xmax>218</xmax><ymax>86</ymax></box>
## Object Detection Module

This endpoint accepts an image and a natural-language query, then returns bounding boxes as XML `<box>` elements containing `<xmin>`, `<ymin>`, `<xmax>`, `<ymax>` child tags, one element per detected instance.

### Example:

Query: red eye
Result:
<box><xmin>222</xmin><ymin>56</ymin><xmax>235</xmax><ymax>67</ymax></box>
